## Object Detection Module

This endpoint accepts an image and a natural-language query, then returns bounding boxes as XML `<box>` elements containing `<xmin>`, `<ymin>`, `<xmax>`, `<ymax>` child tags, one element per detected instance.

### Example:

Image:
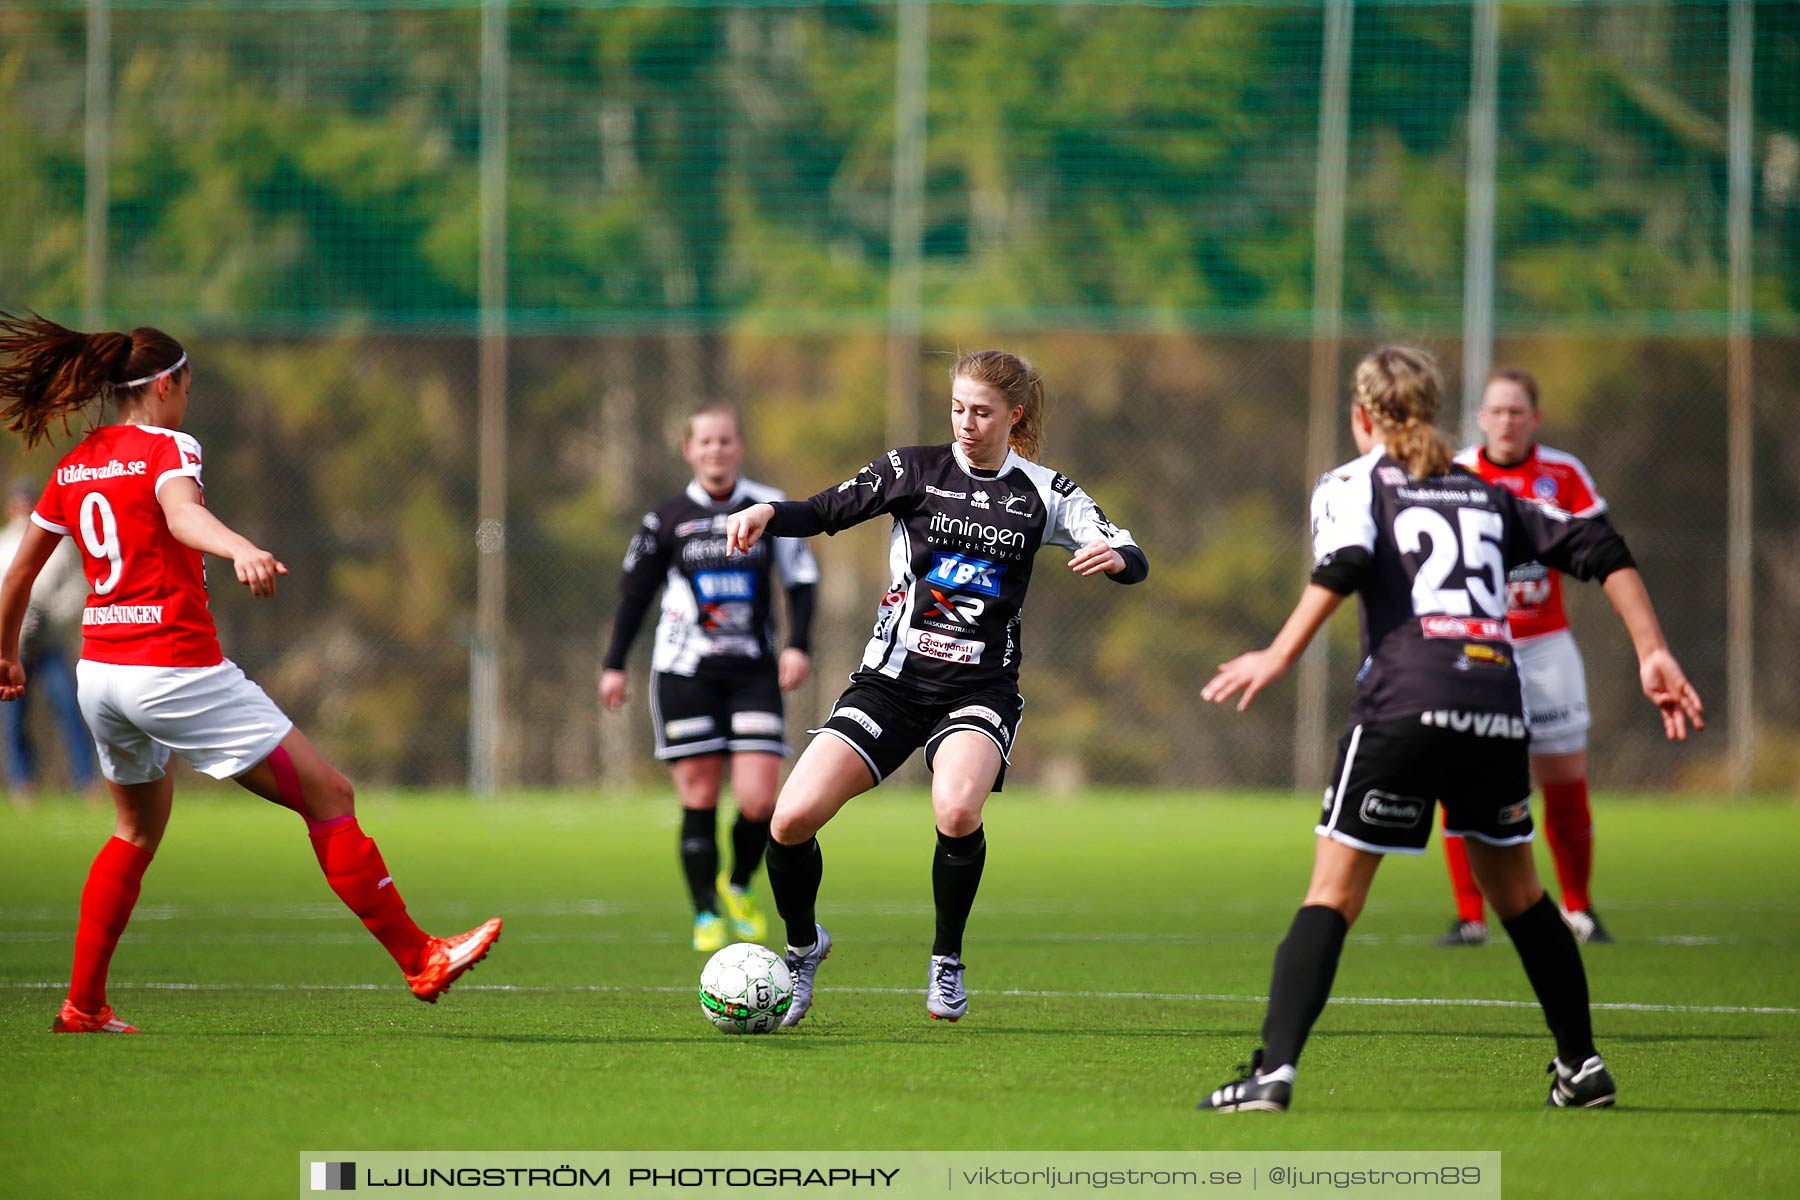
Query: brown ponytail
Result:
<box><xmin>1352</xmin><ymin>345</ymin><xmax>1455</xmax><ymax>479</ymax></box>
<box><xmin>952</xmin><ymin>349</ymin><xmax>1046</xmax><ymax>460</ymax></box>
<box><xmin>0</xmin><ymin>313</ymin><xmax>186</xmax><ymax>447</ymax></box>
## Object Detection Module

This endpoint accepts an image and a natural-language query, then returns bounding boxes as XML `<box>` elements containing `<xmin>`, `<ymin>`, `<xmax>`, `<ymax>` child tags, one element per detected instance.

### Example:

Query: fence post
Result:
<box><xmin>471</xmin><ymin>0</ymin><xmax>510</xmax><ymax>794</ymax></box>
<box><xmin>1726</xmin><ymin>0</ymin><xmax>1755</xmax><ymax>792</ymax></box>
<box><xmin>887</xmin><ymin>0</ymin><xmax>928</xmax><ymax>451</ymax></box>
<box><xmin>1296</xmin><ymin>0</ymin><xmax>1355</xmax><ymax>793</ymax></box>
<box><xmin>83</xmin><ymin>0</ymin><xmax>110</xmax><ymax>328</ymax></box>
<box><xmin>1460</xmin><ymin>0</ymin><xmax>1499</xmax><ymax>446</ymax></box>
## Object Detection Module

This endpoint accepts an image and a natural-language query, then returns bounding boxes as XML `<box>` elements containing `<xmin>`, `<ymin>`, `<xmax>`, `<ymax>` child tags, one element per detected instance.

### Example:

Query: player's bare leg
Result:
<box><xmin>55</xmin><ymin>773</ymin><xmax>173</xmax><ymax>1033</ymax></box>
<box><xmin>925</xmin><ymin>732</ymin><xmax>1001</xmax><ymax>1021</ymax></box>
<box><xmin>1465</xmin><ymin>837</ymin><xmax>1613</xmax><ymax>1105</ymax></box>
<box><xmin>236</xmin><ymin>728</ymin><xmax>501</xmax><ymax>1002</ymax></box>
<box><xmin>765</xmin><ymin>735</ymin><xmax>874</xmax><ymax>1025</ymax></box>
<box><xmin>720</xmin><ymin>751</ymin><xmax>780</xmax><ymax>941</ymax></box>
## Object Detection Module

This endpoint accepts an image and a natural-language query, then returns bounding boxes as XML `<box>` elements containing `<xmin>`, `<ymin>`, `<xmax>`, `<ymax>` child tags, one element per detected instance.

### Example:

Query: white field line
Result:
<box><xmin>0</xmin><ymin>978</ymin><xmax>1792</xmax><ymax>1016</ymax></box>
<box><xmin>0</xmin><ymin>926</ymin><xmax>1771</xmax><ymax>947</ymax></box>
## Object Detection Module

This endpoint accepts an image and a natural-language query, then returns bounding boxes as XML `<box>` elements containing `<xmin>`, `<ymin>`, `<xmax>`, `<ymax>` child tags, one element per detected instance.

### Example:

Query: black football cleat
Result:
<box><xmin>1434</xmin><ymin>918</ymin><xmax>1490</xmax><ymax>947</ymax></box>
<box><xmin>1547</xmin><ymin>1055</ymin><xmax>1617</xmax><ymax>1108</ymax></box>
<box><xmin>1197</xmin><ymin>1050</ymin><xmax>1294</xmax><ymax>1113</ymax></box>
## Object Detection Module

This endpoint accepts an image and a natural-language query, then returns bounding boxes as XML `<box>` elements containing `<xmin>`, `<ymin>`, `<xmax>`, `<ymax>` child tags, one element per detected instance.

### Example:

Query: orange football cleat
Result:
<box><xmin>52</xmin><ymin>1000</ymin><xmax>140</xmax><ymax>1034</ymax></box>
<box><xmin>405</xmin><ymin>917</ymin><xmax>503</xmax><ymax>1003</ymax></box>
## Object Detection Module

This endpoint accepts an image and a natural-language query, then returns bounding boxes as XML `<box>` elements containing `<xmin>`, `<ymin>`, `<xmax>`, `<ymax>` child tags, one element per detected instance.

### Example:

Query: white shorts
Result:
<box><xmin>76</xmin><ymin>659</ymin><xmax>295</xmax><ymax>785</ymax></box>
<box><xmin>1515</xmin><ymin>629</ymin><xmax>1590</xmax><ymax>756</ymax></box>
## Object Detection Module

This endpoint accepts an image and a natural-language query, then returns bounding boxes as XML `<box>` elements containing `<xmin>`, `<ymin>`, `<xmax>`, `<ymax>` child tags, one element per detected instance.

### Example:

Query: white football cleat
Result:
<box><xmin>926</xmin><ymin>954</ymin><xmax>968</xmax><ymax>1022</ymax></box>
<box><xmin>780</xmin><ymin>924</ymin><xmax>831</xmax><ymax>1027</ymax></box>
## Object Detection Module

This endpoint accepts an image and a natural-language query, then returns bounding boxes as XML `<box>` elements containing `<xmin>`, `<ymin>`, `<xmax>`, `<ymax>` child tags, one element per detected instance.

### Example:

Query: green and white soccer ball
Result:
<box><xmin>699</xmin><ymin>942</ymin><xmax>792</xmax><ymax>1034</ymax></box>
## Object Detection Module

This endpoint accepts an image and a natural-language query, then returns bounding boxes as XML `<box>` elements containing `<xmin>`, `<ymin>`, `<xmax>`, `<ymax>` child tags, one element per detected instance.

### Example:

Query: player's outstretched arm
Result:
<box><xmin>1202</xmin><ymin>584</ymin><xmax>1345</xmax><ymax>712</ymax></box>
<box><xmin>0</xmin><ymin>523</ymin><xmax>62</xmax><ymax>700</ymax></box>
<box><xmin>157</xmin><ymin>477</ymin><xmax>287</xmax><ymax>597</ymax></box>
<box><xmin>1600</xmin><ymin>567</ymin><xmax>1704</xmax><ymax>741</ymax></box>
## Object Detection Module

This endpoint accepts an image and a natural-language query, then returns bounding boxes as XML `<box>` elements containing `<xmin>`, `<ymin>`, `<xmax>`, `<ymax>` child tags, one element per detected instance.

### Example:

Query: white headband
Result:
<box><xmin>120</xmin><ymin>352</ymin><xmax>187</xmax><ymax>390</ymax></box>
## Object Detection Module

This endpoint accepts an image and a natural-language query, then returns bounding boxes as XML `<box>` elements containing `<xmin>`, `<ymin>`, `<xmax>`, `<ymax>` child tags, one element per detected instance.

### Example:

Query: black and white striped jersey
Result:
<box><xmin>606</xmin><ymin>477</ymin><xmax>819</xmax><ymax>677</ymax></box>
<box><xmin>766</xmin><ymin>443</ymin><xmax>1146</xmax><ymax>696</ymax></box>
<box><xmin>1308</xmin><ymin>447</ymin><xmax>1633</xmax><ymax>732</ymax></box>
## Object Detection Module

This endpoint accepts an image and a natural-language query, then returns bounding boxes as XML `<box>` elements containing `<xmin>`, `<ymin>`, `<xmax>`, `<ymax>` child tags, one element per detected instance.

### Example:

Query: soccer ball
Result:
<box><xmin>698</xmin><ymin>942</ymin><xmax>792</xmax><ymax>1034</ymax></box>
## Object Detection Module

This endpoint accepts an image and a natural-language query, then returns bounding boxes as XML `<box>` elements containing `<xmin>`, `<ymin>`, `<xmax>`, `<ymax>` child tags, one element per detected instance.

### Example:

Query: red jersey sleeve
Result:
<box><xmin>148</xmin><ymin>429</ymin><xmax>206</xmax><ymax>498</ymax></box>
<box><xmin>32</xmin><ymin>473</ymin><xmax>70</xmax><ymax>536</ymax></box>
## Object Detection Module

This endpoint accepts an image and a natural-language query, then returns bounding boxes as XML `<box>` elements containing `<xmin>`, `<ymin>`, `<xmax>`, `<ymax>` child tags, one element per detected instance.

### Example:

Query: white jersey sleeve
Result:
<box><xmin>1310</xmin><ymin>449</ymin><xmax>1381</xmax><ymax>565</ymax></box>
<box><xmin>1042</xmin><ymin>473</ymin><xmax>1136</xmax><ymax>554</ymax></box>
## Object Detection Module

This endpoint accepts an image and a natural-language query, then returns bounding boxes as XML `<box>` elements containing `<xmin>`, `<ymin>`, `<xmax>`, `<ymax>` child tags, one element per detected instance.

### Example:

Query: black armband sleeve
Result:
<box><xmin>784</xmin><ymin>583</ymin><xmax>817</xmax><ymax>653</ymax></box>
<box><xmin>766</xmin><ymin>500</ymin><xmax>826</xmax><ymax>538</ymax></box>
<box><xmin>1107</xmin><ymin>544</ymin><xmax>1149</xmax><ymax>585</ymax></box>
<box><xmin>1310</xmin><ymin>546</ymin><xmax>1373</xmax><ymax>595</ymax></box>
<box><xmin>1586</xmin><ymin>536</ymin><xmax>1636</xmax><ymax>582</ymax></box>
<box><xmin>602</xmin><ymin>587</ymin><xmax>656</xmax><ymax>671</ymax></box>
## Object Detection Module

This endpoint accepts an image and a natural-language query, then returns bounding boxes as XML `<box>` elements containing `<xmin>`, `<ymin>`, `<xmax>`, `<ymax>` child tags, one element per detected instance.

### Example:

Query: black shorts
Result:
<box><xmin>1315</xmin><ymin>717</ymin><xmax>1534</xmax><ymax>854</ymax></box>
<box><xmin>651</xmin><ymin>667</ymin><xmax>787</xmax><ymax>761</ymax></box>
<box><xmin>811</xmin><ymin>672</ymin><xmax>1023</xmax><ymax>791</ymax></box>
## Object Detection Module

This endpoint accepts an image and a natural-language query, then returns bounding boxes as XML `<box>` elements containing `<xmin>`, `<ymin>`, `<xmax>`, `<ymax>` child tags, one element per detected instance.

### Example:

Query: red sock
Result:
<box><xmin>1541</xmin><ymin>779</ymin><xmax>1594</xmax><ymax>913</ymax></box>
<box><xmin>309</xmin><ymin>818</ymin><xmax>431</xmax><ymax>975</ymax></box>
<box><xmin>1440</xmin><ymin>810</ymin><xmax>1485</xmax><ymax>924</ymax></box>
<box><xmin>69</xmin><ymin>837</ymin><xmax>153</xmax><ymax>1012</ymax></box>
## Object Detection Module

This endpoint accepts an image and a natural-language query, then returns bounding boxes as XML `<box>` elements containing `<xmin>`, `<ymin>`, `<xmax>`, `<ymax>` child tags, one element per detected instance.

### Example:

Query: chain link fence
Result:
<box><xmin>1</xmin><ymin>1</ymin><xmax>1795</xmax><ymax>792</ymax></box>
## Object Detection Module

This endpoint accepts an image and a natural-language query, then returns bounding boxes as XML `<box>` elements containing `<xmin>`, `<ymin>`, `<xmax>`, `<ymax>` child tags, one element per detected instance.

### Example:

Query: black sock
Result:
<box><xmin>931</xmin><ymin>826</ymin><xmax>987</xmax><ymax>958</ymax></box>
<box><xmin>764</xmin><ymin>836</ymin><xmax>822</xmax><ymax>949</ymax></box>
<box><xmin>1260</xmin><ymin>904</ymin><xmax>1350</xmax><ymax>1071</ymax></box>
<box><xmin>1501</xmin><ymin>892</ymin><xmax>1597</xmax><ymax>1066</ymax></box>
<box><xmin>679</xmin><ymin>807</ymin><xmax>719</xmax><ymax>915</ymax></box>
<box><xmin>729</xmin><ymin>814</ymin><xmax>771</xmax><ymax>890</ymax></box>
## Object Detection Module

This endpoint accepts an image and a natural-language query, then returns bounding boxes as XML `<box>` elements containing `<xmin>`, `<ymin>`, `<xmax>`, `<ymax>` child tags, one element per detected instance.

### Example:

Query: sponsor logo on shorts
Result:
<box><xmin>1419</xmin><ymin>710</ymin><xmax>1529</xmax><ymax>739</ymax></box>
<box><xmin>1498</xmin><ymin>799</ymin><xmax>1531</xmax><ymax>825</ymax></box>
<box><xmin>1454</xmin><ymin>643</ymin><xmax>1513</xmax><ymax>671</ymax></box>
<box><xmin>730</xmin><ymin>711</ymin><xmax>784</xmax><ymax>737</ymax></box>
<box><xmin>1421</xmin><ymin>615</ymin><xmax>1509</xmax><ymax>641</ymax></box>
<box><xmin>905</xmin><ymin>628</ymin><xmax>984</xmax><ymax>664</ymax></box>
<box><xmin>833</xmin><ymin>706</ymin><xmax>883</xmax><ymax>738</ymax></box>
<box><xmin>1530</xmin><ymin>705</ymin><xmax>1575</xmax><ymax>725</ymax></box>
<box><xmin>664</xmin><ymin>715</ymin><xmax>717</xmax><ymax>740</ymax></box>
<box><xmin>925</xmin><ymin>485</ymin><xmax>966</xmax><ymax>500</ymax></box>
<box><xmin>82</xmin><ymin>605</ymin><xmax>164</xmax><ymax>626</ymax></box>
<box><xmin>946</xmin><ymin>704</ymin><xmax>1002</xmax><ymax>727</ymax></box>
<box><xmin>1359</xmin><ymin>790</ymin><xmax>1427</xmax><ymax>829</ymax></box>
<box><xmin>926</xmin><ymin>553</ymin><xmax>1004</xmax><ymax>597</ymax></box>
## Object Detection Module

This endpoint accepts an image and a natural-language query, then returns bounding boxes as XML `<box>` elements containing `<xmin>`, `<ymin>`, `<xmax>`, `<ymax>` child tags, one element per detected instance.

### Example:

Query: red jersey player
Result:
<box><xmin>1436</xmin><ymin>366</ymin><xmax>1613</xmax><ymax>946</ymax></box>
<box><xmin>0</xmin><ymin>314</ymin><xmax>502</xmax><ymax>1033</ymax></box>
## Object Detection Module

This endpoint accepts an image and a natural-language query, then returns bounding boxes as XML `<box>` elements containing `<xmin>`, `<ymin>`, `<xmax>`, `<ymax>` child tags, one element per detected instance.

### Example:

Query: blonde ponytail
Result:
<box><xmin>1352</xmin><ymin>345</ymin><xmax>1454</xmax><ymax>478</ymax></box>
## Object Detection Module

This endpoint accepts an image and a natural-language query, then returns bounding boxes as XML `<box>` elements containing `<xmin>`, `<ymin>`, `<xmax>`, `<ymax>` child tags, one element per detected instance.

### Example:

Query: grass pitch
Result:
<box><xmin>3</xmin><ymin>788</ymin><xmax>1797</xmax><ymax>1198</ymax></box>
